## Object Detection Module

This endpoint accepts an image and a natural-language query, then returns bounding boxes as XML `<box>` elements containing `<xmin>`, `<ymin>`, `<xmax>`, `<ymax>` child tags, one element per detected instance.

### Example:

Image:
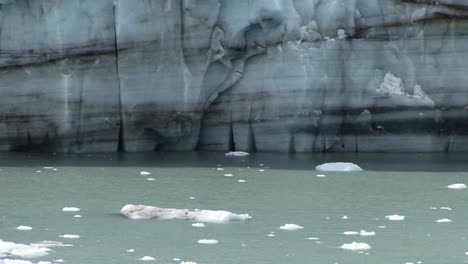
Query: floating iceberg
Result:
<box><xmin>315</xmin><ymin>162</ymin><xmax>363</xmax><ymax>172</ymax></box>
<box><xmin>385</xmin><ymin>214</ymin><xmax>405</xmax><ymax>221</ymax></box>
<box><xmin>340</xmin><ymin>242</ymin><xmax>371</xmax><ymax>251</ymax></box>
<box><xmin>62</xmin><ymin>207</ymin><xmax>80</xmax><ymax>212</ymax></box>
<box><xmin>140</xmin><ymin>171</ymin><xmax>151</xmax><ymax>176</ymax></box>
<box><xmin>16</xmin><ymin>226</ymin><xmax>32</xmax><ymax>231</ymax></box>
<box><xmin>139</xmin><ymin>256</ymin><xmax>155</xmax><ymax>261</ymax></box>
<box><xmin>224</xmin><ymin>151</ymin><xmax>250</xmax><ymax>157</ymax></box>
<box><xmin>436</xmin><ymin>218</ymin><xmax>452</xmax><ymax>223</ymax></box>
<box><xmin>0</xmin><ymin>240</ymin><xmax>50</xmax><ymax>259</ymax></box>
<box><xmin>120</xmin><ymin>204</ymin><xmax>251</xmax><ymax>223</ymax></box>
<box><xmin>447</xmin><ymin>183</ymin><xmax>467</xmax><ymax>190</ymax></box>
<box><xmin>279</xmin><ymin>224</ymin><xmax>304</xmax><ymax>231</ymax></box>
<box><xmin>197</xmin><ymin>239</ymin><xmax>218</xmax><ymax>245</ymax></box>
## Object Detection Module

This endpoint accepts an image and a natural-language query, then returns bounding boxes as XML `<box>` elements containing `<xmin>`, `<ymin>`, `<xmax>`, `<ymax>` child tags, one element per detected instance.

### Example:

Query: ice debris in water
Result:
<box><xmin>30</xmin><ymin>241</ymin><xmax>72</xmax><ymax>248</ymax></box>
<box><xmin>216</xmin><ymin>168</ymin><xmax>224</xmax><ymax>171</ymax></box>
<box><xmin>146</xmin><ymin>178</ymin><xmax>155</xmax><ymax>181</ymax></box>
<box><xmin>139</xmin><ymin>256</ymin><xmax>155</xmax><ymax>261</ymax></box>
<box><xmin>279</xmin><ymin>224</ymin><xmax>304</xmax><ymax>231</ymax></box>
<box><xmin>224</xmin><ymin>173</ymin><xmax>233</xmax><ymax>177</ymax></box>
<box><xmin>344</xmin><ymin>231</ymin><xmax>359</xmax><ymax>236</ymax></box>
<box><xmin>120</xmin><ymin>204</ymin><xmax>251</xmax><ymax>223</ymax></box>
<box><xmin>225</xmin><ymin>151</ymin><xmax>249</xmax><ymax>157</ymax></box>
<box><xmin>316</xmin><ymin>174</ymin><xmax>326</xmax><ymax>177</ymax></box>
<box><xmin>126</xmin><ymin>249</ymin><xmax>135</xmax><ymax>253</ymax></box>
<box><xmin>447</xmin><ymin>183</ymin><xmax>466</xmax><ymax>190</ymax></box>
<box><xmin>197</xmin><ymin>239</ymin><xmax>218</xmax><ymax>245</ymax></box>
<box><xmin>73</xmin><ymin>215</ymin><xmax>82</xmax><ymax>218</ymax></box>
<box><xmin>340</xmin><ymin>242</ymin><xmax>371</xmax><ymax>251</ymax></box>
<box><xmin>307</xmin><ymin>237</ymin><xmax>320</xmax><ymax>240</ymax></box>
<box><xmin>359</xmin><ymin>230</ymin><xmax>375</xmax><ymax>236</ymax></box>
<box><xmin>440</xmin><ymin>207</ymin><xmax>452</xmax><ymax>211</ymax></box>
<box><xmin>0</xmin><ymin>239</ymin><xmax>51</xmax><ymax>259</ymax></box>
<box><xmin>238</xmin><ymin>179</ymin><xmax>246</xmax><ymax>183</ymax></box>
<box><xmin>315</xmin><ymin>162</ymin><xmax>363</xmax><ymax>172</ymax></box>
<box><xmin>385</xmin><ymin>214</ymin><xmax>405</xmax><ymax>221</ymax></box>
<box><xmin>62</xmin><ymin>207</ymin><xmax>80</xmax><ymax>212</ymax></box>
<box><xmin>59</xmin><ymin>234</ymin><xmax>80</xmax><ymax>239</ymax></box>
<box><xmin>16</xmin><ymin>226</ymin><xmax>32</xmax><ymax>231</ymax></box>
<box><xmin>140</xmin><ymin>171</ymin><xmax>151</xmax><ymax>176</ymax></box>
<box><xmin>192</xmin><ymin>223</ymin><xmax>205</xmax><ymax>228</ymax></box>
<box><xmin>436</xmin><ymin>218</ymin><xmax>452</xmax><ymax>223</ymax></box>
<box><xmin>342</xmin><ymin>215</ymin><xmax>348</xmax><ymax>219</ymax></box>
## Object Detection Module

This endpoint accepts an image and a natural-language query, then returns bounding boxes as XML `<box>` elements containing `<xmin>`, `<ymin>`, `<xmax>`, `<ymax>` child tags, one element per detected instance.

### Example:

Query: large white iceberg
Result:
<box><xmin>315</xmin><ymin>162</ymin><xmax>363</xmax><ymax>172</ymax></box>
<box><xmin>120</xmin><ymin>204</ymin><xmax>251</xmax><ymax>223</ymax></box>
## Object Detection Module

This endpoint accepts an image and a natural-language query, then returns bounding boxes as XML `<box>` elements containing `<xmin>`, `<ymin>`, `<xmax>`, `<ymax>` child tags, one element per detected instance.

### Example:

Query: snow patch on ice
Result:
<box><xmin>315</xmin><ymin>162</ymin><xmax>363</xmax><ymax>172</ymax></box>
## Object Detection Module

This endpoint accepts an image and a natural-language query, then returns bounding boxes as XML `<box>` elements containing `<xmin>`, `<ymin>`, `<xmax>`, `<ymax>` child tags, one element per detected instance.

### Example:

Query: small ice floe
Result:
<box><xmin>54</xmin><ymin>259</ymin><xmax>64</xmax><ymax>263</ymax></box>
<box><xmin>120</xmin><ymin>204</ymin><xmax>251</xmax><ymax>223</ymax></box>
<box><xmin>43</xmin><ymin>167</ymin><xmax>55</xmax><ymax>170</ymax></box>
<box><xmin>440</xmin><ymin>207</ymin><xmax>452</xmax><ymax>211</ymax></box>
<box><xmin>16</xmin><ymin>226</ymin><xmax>32</xmax><ymax>231</ymax></box>
<box><xmin>307</xmin><ymin>237</ymin><xmax>320</xmax><ymax>240</ymax></box>
<box><xmin>436</xmin><ymin>218</ymin><xmax>452</xmax><ymax>223</ymax></box>
<box><xmin>36</xmin><ymin>171</ymin><xmax>42</xmax><ymax>173</ymax></box>
<box><xmin>59</xmin><ymin>234</ymin><xmax>80</xmax><ymax>239</ymax></box>
<box><xmin>238</xmin><ymin>180</ymin><xmax>246</xmax><ymax>183</ymax></box>
<box><xmin>140</xmin><ymin>171</ymin><xmax>151</xmax><ymax>176</ymax></box>
<box><xmin>224</xmin><ymin>173</ymin><xmax>233</xmax><ymax>177</ymax></box>
<box><xmin>315</xmin><ymin>162</ymin><xmax>363</xmax><ymax>172</ymax></box>
<box><xmin>225</xmin><ymin>151</ymin><xmax>249</xmax><ymax>157</ymax></box>
<box><xmin>465</xmin><ymin>251</ymin><xmax>468</xmax><ymax>255</ymax></box>
<box><xmin>340</xmin><ymin>242</ymin><xmax>371</xmax><ymax>251</ymax></box>
<box><xmin>342</xmin><ymin>215</ymin><xmax>348</xmax><ymax>220</ymax></box>
<box><xmin>447</xmin><ymin>183</ymin><xmax>467</xmax><ymax>190</ymax></box>
<box><xmin>192</xmin><ymin>223</ymin><xmax>205</xmax><ymax>228</ymax></box>
<box><xmin>0</xmin><ymin>240</ymin><xmax>51</xmax><ymax>259</ymax></box>
<box><xmin>139</xmin><ymin>256</ymin><xmax>155</xmax><ymax>261</ymax></box>
<box><xmin>189</xmin><ymin>197</ymin><xmax>195</xmax><ymax>200</ymax></box>
<box><xmin>126</xmin><ymin>249</ymin><xmax>135</xmax><ymax>253</ymax></box>
<box><xmin>146</xmin><ymin>178</ymin><xmax>155</xmax><ymax>181</ymax></box>
<box><xmin>359</xmin><ymin>230</ymin><xmax>376</xmax><ymax>236</ymax></box>
<box><xmin>385</xmin><ymin>214</ymin><xmax>405</xmax><ymax>221</ymax></box>
<box><xmin>430</xmin><ymin>207</ymin><xmax>438</xmax><ymax>210</ymax></box>
<box><xmin>216</xmin><ymin>168</ymin><xmax>224</xmax><ymax>171</ymax></box>
<box><xmin>259</xmin><ymin>169</ymin><xmax>265</xmax><ymax>172</ymax></box>
<box><xmin>181</xmin><ymin>261</ymin><xmax>198</xmax><ymax>264</ymax></box>
<box><xmin>173</xmin><ymin>258</ymin><xmax>180</xmax><ymax>261</ymax></box>
<box><xmin>30</xmin><ymin>241</ymin><xmax>72</xmax><ymax>248</ymax></box>
<box><xmin>62</xmin><ymin>207</ymin><xmax>80</xmax><ymax>212</ymax></box>
<box><xmin>316</xmin><ymin>174</ymin><xmax>326</xmax><ymax>177</ymax></box>
<box><xmin>279</xmin><ymin>224</ymin><xmax>304</xmax><ymax>231</ymax></box>
<box><xmin>73</xmin><ymin>215</ymin><xmax>82</xmax><ymax>218</ymax></box>
<box><xmin>197</xmin><ymin>239</ymin><xmax>218</xmax><ymax>245</ymax></box>
<box><xmin>344</xmin><ymin>231</ymin><xmax>359</xmax><ymax>236</ymax></box>
<box><xmin>378</xmin><ymin>226</ymin><xmax>386</xmax><ymax>229</ymax></box>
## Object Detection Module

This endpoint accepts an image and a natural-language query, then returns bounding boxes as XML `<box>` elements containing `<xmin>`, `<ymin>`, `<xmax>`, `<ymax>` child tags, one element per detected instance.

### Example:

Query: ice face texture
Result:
<box><xmin>1</xmin><ymin>0</ymin><xmax>468</xmax><ymax>153</ymax></box>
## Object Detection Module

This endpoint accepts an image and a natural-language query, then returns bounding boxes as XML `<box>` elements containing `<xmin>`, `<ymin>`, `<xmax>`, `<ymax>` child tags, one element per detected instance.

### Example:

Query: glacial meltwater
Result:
<box><xmin>1</xmin><ymin>152</ymin><xmax>468</xmax><ymax>264</ymax></box>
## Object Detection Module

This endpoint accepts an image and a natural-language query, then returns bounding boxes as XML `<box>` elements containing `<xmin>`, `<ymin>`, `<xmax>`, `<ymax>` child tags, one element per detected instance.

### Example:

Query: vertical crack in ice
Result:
<box><xmin>113</xmin><ymin>1</ymin><xmax>124</xmax><ymax>152</ymax></box>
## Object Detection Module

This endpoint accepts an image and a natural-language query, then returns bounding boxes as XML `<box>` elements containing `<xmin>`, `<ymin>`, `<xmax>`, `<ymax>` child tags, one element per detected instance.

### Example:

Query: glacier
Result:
<box><xmin>1</xmin><ymin>0</ymin><xmax>468</xmax><ymax>153</ymax></box>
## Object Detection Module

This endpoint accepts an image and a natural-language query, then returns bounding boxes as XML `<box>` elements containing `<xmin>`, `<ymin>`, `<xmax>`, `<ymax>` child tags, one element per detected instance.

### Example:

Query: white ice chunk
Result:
<box><xmin>126</xmin><ymin>249</ymin><xmax>134</xmax><ymax>253</ymax></box>
<box><xmin>316</xmin><ymin>174</ymin><xmax>326</xmax><ymax>177</ymax></box>
<box><xmin>59</xmin><ymin>234</ymin><xmax>80</xmax><ymax>239</ymax></box>
<box><xmin>224</xmin><ymin>173</ymin><xmax>233</xmax><ymax>177</ymax></box>
<box><xmin>225</xmin><ymin>151</ymin><xmax>249</xmax><ymax>157</ymax></box>
<box><xmin>344</xmin><ymin>231</ymin><xmax>359</xmax><ymax>235</ymax></box>
<box><xmin>238</xmin><ymin>180</ymin><xmax>246</xmax><ymax>183</ymax></box>
<box><xmin>16</xmin><ymin>226</ymin><xmax>32</xmax><ymax>231</ymax></box>
<box><xmin>120</xmin><ymin>204</ymin><xmax>251</xmax><ymax>223</ymax></box>
<box><xmin>139</xmin><ymin>256</ymin><xmax>155</xmax><ymax>261</ymax></box>
<box><xmin>140</xmin><ymin>171</ymin><xmax>151</xmax><ymax>176</ymax></box>
<box><xmin>315</xmin><ymin>162</ymin><xmax>363</xmax><ymax>172</ymax></box>
<box><xmin>440</xmin><ymin>207</ymin><xmax>452</xmax><ymax>211</ymax></box>
<box><xmin>359</xmin><ymin>230</ymin><xmax>376</xmax><ymax>236</ymax></box>
<box><xmin>377</xmin><ymin>73</ymin><xmax>405</xmax><ymax>96</ymax></box>
<box><xmin>30</xmin><ymin>241</ymin><xmax>72</xmax><ymax>248</ymax></box>
<box><xmin>0</xmin><ymin>260</ymin><xmax>35</xmax><ymax>264</ymax></box>
<box><xmin>342</xmin><ymin>215</ymin><xmax>348</xmax><ymax>219</ymax></box>
<box><xmin>385</xmin><ymin>214</ymin><xmax>405</xmax><ymax>221</ymax></box>
<box><xmin>197</xmin><ymin>239</ymin><xmax>218</xmax><ymax>245</ymax></box>
<box><xmin>436</xmin><ymin>218</ymin><xmax>452</xmax><ymax>223</ymax></box>
<box><xmin>181</xmin><ymin>262</ymin><xmax>198</xmax><ymax>264</ymax></box>
<box><xmin>447</xmin><ymin>183</ymin><xmax>467</xmax><ymax>190</ymax></box>
<box><xmin>9</xmin><ymin>247</ymin><xmax>50</xmax><ymax>259</ymax></box>
<box><xmin>192</xmin><ymin>223</ymin><xmax>205</xmax><ymax>228</ymax></box>
<box><xmin>216</xmin><ymin>168</ymin><xmax>224</xmax><ymax>171</ymax></box>
<box><xmin>307</xmin><ymin>237</ymin><xmax>320</xmax><ymax>240</ymax></box>
<box><xmin>73</xmin><ymin>215</ymin><xmax>82</xmax><ymax>218</ymax></box>
<box><xmin>340</xmin><ymin>242</ymin><xmax>371</xmax><ymax>251</ymax></box>
<box><xmin>62</xmin><ymin>207</ymin><xmax>80</xmax><ymax>212</ymax></box>
<box><xmin>146</xmin><ymin>178</ymin><xmax>155</xmax><ymax>181</ymax></box>
<box><xmin>279</xmin><ymin>224</ymin><xmax>304</xmax><ymax>231</ymax></box>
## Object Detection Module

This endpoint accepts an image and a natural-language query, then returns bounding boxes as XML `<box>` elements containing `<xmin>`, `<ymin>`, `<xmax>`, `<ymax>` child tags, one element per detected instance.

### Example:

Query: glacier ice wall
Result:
<box><xmin>1</xmin><ymin>0</ymin><xmax>468</xmax><ymax>153</ymax></box>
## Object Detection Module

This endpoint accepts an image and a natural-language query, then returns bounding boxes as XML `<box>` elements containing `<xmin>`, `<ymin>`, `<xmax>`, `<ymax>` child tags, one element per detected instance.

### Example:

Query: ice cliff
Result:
<box><xmin>1</xmin><ymin>0</ymin><xmax>468</xmax><ymax>153</ymax></box>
